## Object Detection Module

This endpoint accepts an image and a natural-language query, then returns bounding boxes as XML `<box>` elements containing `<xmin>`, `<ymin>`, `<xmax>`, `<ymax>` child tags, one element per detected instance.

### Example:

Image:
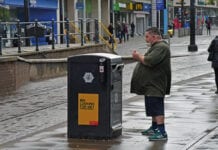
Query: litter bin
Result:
<box><xmin>68</xmin><ymin>53</ymin><xmax>124</xmax><ymax>139</ymax></box>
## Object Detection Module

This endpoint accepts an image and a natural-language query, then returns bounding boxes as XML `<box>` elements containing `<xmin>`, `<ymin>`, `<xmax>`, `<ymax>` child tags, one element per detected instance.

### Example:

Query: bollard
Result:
<box><xmin>94</xmin><ymin>19</ymin><xmax>99</xmax><ymax>44</ymax></box>
<box><xmin>17</xmin><ymin>20</ymin><xmax>21</xmax><ymax>53</ymax></box>
<box><xmin>52</xmin><ymin>19</ymin><xmax>55</xmax><ymax>50</ymax></box>
<box><xmin>80</xmin><ymin>19</ymin><xmax>84</xmax><ymax>46</ymax></box>
<box><xmin>17</xmin><ymin>34</ymin><xmax>21</xmax><ymax>53</ymax></box>
<box><xmin>66</xmin><ymin>18</ymin><xmax>70</xmax><ymax>48</ymax></box>
<box><xmin>35</xmin><ymin>19</ymin><xmax>39</xmax><ymax>51</ymax></box>
<box><xmin>111</xmin><ymin>34</ymin><xmax>115</xmax><ymax>51</ymax></box>
<box><xmin>0</xmin><ymin>36</ymin><xmax>2</xmax><ymax>55</ymax></box>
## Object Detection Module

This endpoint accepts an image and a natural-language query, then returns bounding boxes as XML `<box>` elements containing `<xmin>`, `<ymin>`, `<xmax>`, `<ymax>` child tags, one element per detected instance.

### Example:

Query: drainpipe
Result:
<box><xmin>152</xmin><ymin>0</ymin><xmax>157</xmax><ymax>27</ymax></box>
<box><xmin>98</xmin><ymin>0</ymin><xmax>101</xmax><ymax>36</ymax></box>
<box><xmin>83</xmin><ymin>0</ymin><xmax>86</xmax><ymax>43</ymax></box>
<box><xmin>24</xmin><ymin>0</ymin><xmax>30</xmax><ymax>46</ymax></box>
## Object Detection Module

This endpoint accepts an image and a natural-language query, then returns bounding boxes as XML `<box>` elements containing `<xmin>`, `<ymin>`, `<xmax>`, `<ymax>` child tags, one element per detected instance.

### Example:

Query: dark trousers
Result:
<box><xmin>214</xmin><ymin>68</ymin><xmax>218</xmax><ymax>90</ymax></box>
<box><xmin>207</xmin><ymin>28</ymin><xmax>211</xmax><ymax>35</ymax></box>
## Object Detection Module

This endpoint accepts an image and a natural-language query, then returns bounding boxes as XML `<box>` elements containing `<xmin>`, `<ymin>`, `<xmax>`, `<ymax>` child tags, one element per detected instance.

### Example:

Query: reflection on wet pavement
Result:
<box><xmin>1</xmin><ymin>73</ymin><xmax>218</xmax><ymax>150</ymax></box>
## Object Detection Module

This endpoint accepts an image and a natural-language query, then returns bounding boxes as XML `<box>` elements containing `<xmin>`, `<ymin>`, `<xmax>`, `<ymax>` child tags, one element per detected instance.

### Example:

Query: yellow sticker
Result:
<box><xmin>78</xmin><ymin>93</ymin><xmax>99</xmax><ymax>126</ymax></box>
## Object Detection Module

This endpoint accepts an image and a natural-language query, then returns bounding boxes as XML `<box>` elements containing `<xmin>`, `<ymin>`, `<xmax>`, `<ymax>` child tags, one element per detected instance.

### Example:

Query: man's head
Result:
<box><xmin>145</xmin><ymin>27</ymin><xmax>162</xmax><ymax>46</ymax></box>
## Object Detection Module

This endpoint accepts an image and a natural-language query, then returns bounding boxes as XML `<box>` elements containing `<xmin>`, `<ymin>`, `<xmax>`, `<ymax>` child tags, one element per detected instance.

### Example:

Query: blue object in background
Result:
<box><xmin>163</xmin><ymin>9</ymin><xmax>168</xmax><ymax>35</ymax></box>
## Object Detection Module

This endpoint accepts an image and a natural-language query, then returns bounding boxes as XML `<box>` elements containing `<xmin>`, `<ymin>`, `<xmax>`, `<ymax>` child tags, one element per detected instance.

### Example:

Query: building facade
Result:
<box><xmin>0</xmin><ymin>0</ymin><xmax>58</xmax><ymax>46</ymax></box>
<box><xmin>112</xmin><ymin>0</ymin><xmax>151</xmax><ymax>36</ymax></box>
<box><xmin>171</xmin><ymin>0</ymin><xmax>218</xmax><ymax>29</ymax></box>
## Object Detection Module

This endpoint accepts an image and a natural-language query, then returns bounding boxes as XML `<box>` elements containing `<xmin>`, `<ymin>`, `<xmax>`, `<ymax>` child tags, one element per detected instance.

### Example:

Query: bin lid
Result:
<box><xmin>68</xmin><ymin>53</ymin><xmax>122</xmax><ymax>63</ymax></box>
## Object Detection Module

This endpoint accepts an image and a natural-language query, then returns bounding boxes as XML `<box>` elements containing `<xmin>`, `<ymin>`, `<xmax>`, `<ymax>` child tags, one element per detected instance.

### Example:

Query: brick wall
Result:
<box><xmin>0</xmin><ymin>58</ymin><xmax>30</xmax><ymax>96</ymax></box>
<box><xmin>15</xmin><ymin>61</ymin><xmax>30</xmax><ymax>89</ymax></box>
<box><xmin>0</xmin><ymin>44</ymin><xmax>113</xmax><ymax>96</ymax></box>
<box><xmin>0</xmin><ymin>59</ymin><xmax>16</xmax><ymax>95</ymax></box>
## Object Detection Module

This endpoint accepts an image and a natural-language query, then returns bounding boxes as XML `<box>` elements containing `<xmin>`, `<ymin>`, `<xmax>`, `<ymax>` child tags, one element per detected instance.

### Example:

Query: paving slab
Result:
<box><xmin>0</xmin><ymin>73</ymin><xmax>217</xmax><ymax>150</ymax></box>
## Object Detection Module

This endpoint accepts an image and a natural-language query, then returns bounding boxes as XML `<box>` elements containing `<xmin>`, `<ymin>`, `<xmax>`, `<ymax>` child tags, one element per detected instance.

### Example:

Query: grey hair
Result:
<box><xmin>146</xmin><ymin>27</ymin><xmax>162</xmax><ymax>37</ymax></box>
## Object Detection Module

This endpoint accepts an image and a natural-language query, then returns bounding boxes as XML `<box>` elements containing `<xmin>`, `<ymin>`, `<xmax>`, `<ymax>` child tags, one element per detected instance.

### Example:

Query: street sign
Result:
<box><xmin>156</xmin><ymin>0</ymin><xmax>165</xmax><ymax>10</ymax></box>
<box><xmin>113</xmin><ymin>3</ymin><xmax>120</xmax><ymax>11</ymax></box>
<box><xmin>143</xmin><ymin>3</ymin><xmax>151</xmax><ymax>12</ymax></box>
<box><xmin>76</xmin><ymin>2</ymin><xmax>84</xmax><ymax>9</ymax></box>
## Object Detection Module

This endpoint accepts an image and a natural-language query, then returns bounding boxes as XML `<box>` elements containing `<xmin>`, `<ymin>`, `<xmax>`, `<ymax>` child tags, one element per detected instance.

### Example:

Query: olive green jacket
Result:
<box><xmin>130</xmin><ymin>41</ymin><xmax>171</xmax><ymax>97</ymax></box>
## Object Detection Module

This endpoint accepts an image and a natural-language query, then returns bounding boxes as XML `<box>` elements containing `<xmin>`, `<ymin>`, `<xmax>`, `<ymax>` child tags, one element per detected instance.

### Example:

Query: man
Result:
<box><xmin>130</xmin><ymin>22</ymin><xmax>135</xmax><ymax>37</ymax></box>
<box><xmin>207</xmin><ymin>36</ymin><xmax>218</xmax><ymax>94</ymax></box>
<box><xmin>130</xmin><ymin>27</ymin><xmax>171</xmax><ymax>141</ymax></box>
<box><xmin>107</xmin><ymin>23</ymin><xmax>114</xmax><ymax>44</ymax></box>
<box><xmin>205</xmin><ymin>18</ymin><xmax>211</xmax><ymax>35</ymax></box>
<box><xmin>116</xmin><ymin>21</ymin><xmax>122</xmax><ymax>43</ymax></box>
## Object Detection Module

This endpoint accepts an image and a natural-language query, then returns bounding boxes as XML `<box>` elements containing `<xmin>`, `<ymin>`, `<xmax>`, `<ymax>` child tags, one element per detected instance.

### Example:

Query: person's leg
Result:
<box><xmin>147</xmin><ymin>97</ymin><xmax>167</xmax><ymax>141</ymax></box>
<box><xmin>153</xmin><ymin>99</ymin><xmax>166</xmax><ymax>135</ymax></box>
<box><xmin>121</xmin><ymin>32</ymin><xmax>125</xmax><ymax>42</ymax></box>
<box><xmin>119</xmin><ymin>32</ymin><xmax>122</xmax><ymax>43</ymax></box>
<box><xmin>141</xmin><ymin>96</ymin><xmax>156</xmax><ymax>135</ymax></box>
<box><xmin>155</xmin><ymin>115</ymin><xmax>165</xmax><ymax>134</ymax></box>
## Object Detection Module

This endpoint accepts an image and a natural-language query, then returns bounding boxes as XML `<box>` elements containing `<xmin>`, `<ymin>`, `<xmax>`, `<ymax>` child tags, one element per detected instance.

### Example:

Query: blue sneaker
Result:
<box><xmin>141</xmin><ymin>126</ymin><xmax>155</xmax><ymax>136</ymax></box>
<box><xmin>148</xmin><ymin>129</ymin><xmax>168</xmax><ymax>141</ymax></box>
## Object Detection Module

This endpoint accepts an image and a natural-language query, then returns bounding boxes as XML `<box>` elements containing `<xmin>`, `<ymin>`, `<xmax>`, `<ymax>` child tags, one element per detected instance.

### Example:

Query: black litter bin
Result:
<box><xmin>68</xmin><ymin>53</ymin><xmax>124</xmax><ymax>139</ymax></box>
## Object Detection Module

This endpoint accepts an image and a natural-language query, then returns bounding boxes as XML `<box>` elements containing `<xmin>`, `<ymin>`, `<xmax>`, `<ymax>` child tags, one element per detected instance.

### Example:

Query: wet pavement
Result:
<box><xmin>0</xmin><ymin>28</ymin><xmax>218</xmax><ymax>149</ymax></box>
<box><xmin>0</xmin><ymin>73</ymin><xmax>217</xmax><ymax>150</ymax></box>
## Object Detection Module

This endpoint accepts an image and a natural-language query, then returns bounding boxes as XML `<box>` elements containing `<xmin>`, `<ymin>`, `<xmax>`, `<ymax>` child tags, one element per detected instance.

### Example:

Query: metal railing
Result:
<box><xmin>0</xmin><ymin>18</ymin><xmax>116</xmax><ymax>55</ymax></box>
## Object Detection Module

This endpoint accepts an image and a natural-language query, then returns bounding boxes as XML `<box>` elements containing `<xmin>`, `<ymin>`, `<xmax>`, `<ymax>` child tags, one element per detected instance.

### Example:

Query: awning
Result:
<box><xmin>3</xmin><ymin>0</ymin><xmax>57</xmax><ymax>9</ymax></box>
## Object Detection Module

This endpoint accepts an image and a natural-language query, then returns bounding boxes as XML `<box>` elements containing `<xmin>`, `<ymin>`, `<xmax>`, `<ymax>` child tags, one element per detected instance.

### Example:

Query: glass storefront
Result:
<box><xmin>0</xmin><ymin>0</ymin><xmax>58</xmax><ymax>47</ymax></box>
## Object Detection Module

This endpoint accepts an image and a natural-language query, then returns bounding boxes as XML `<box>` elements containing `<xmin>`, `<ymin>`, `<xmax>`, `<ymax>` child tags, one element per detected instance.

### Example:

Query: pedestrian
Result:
<box><xmin>108</xmin><ymin>23</ymin><xmax>114</xmax><ymax>44</ymax></box>
<box><xmin>207</xmin><ymin>36</ymin><xmax>218</xmax><ymax>94</ymax></box>
<box><xmin>46</xmin><ymin>28</ymin><xmax>52</xmax><ymax>45</ymax></box>
<box><xmin>130</xmin><ymin>22</ymin><xmax>135</xmax><ymax>37</ymax></box>
<box><xmin>130</xmin><ymin>27</ymin><xmax>171</xmax><ymax>141</ymax></box>
<box><xmin>205</xmin><ymin>18</ymin><xmax>211</xmax><ymax>35</ymax></box>
<box><xmin>121</xmin><ymin>21</ymin><xmax>126</xmax><ymax>43</ymax></box>
<box><xmin>116</xmin><ymin>21</ymin><xmax>122</xmax><ymax>43</ymax></box>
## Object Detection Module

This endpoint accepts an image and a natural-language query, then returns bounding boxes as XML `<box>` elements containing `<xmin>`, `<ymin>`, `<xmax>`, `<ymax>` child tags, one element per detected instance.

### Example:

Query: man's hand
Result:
<box><xmin>132</xmin><ymin>50</ymin><xmax>144</xmax><ymax>64</ymax></box>
<box><xmin>132</xmin><ymin>50</ymin><xmax>139</xmax><ymax>60</ymax></box>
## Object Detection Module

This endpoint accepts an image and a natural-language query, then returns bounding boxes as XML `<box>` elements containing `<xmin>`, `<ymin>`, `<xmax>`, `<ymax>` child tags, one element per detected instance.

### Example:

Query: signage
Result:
<box><xmin>205</xmin><ymin>0</ymin><xmax>216</xmax><ymax>6</ymax></box>
<box><xmin>134</xmin><ymin>2</ymin><xmax>143</xmax><ymax>11</ymax></box>
<box><xmin>78</xmin><ymin>93</ymin><xmax>99</xmax><ymax>126</ymax></box>
<box><xmin>127</xmin><ymin>2</ymin><xmax>133</xmax><ymax>10</ymax></box>
<box><xmin>2</xmin><ymin>0</ymin><xmax>57</xmax><ymax>9</ymax></box>
<box><xmin>76</xmin><ymin>2</ymin><xmax>84</xmax><ymax>9</ymax></box>
<box><xmin>196</xmin><ymin>0</ymin><xmax>216</xmax><ymax>6</ymax></box>
<box><xmin>30</xmin><ymin>0</ymin><xmax>36</xmax><ymax>7</ymax></box>
<box><xmin>119</xmin><ymin>3</ymin><xmax>126</xmax><ymax>8</ymax></box>
<box><xmin>173</xmin><ymin>0</ymin><xmax>190</xmax><ymax>6</ymax></box>
<box><xmin>156</xmin><ymin>0</ymin><xmax>165</xmax><ymax>10</ymax></box>
<box><xmin>198</xmin><ymin>0</ymin><xmax>205</xmax><ymax>5</ymax></box>
<box><xmin>113</xmin><ymin>2</ymin><xmax>120</xmax><ymax>11</ymax></box>
<box><xmin>143</xmin><ymin>3</ymin><xmax>151</xmax><ymax>12</ymax></box>
<box><xmin>168</xmin><ymin>0</ymin><xmax>173</xmax><ymax>6</ymax></box>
